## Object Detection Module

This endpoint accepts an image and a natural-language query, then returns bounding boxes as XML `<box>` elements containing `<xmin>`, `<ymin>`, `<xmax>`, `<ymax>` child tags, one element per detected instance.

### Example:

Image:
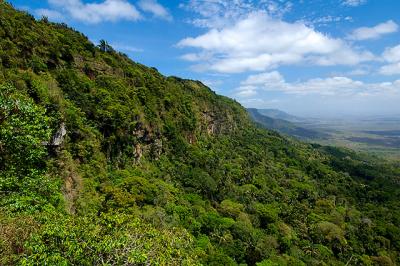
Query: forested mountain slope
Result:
<box><xmin>247</xmin><ymin>108</ymin><xmax>326</xmax><ymax>140</ymax></box>
<box><xmin>0</xmin><ymin>2</ymin><xmax>399</xmax><ymax>265</ymax></box>
<box><xmin>256</xmin><ymin>109</ymin><xmax>303</xmax><ymax>123</ymax></box>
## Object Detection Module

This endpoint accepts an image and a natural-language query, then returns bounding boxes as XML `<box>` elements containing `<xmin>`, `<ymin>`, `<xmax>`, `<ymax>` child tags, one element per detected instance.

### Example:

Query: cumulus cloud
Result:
<box><xmin>138</xmin><ymin>0</ymin><xmax>172</xmax><ymax>21</ymax></box>
<box><xmin>43</xmin><ymin>0</ymin><xmax>141</xmax><ymax>24</ymax></box>
<box><xmin>342</xmin><ymin>0</ymin><xmax>367</xmax><ymax>7</ymax></box>
<box><xmin>349</xmin><ymin>20</ymin><xmax>398</xmax><ymax>40</ymax></box>
<box><xmin>235</xmin><ymin>85</ymin><xmax>259</xmax><ymax>97</ymax></box>
<box><xmin>235</xmin><ymin>71</ymin><xmax>400</xmax><ymax>97</ymax></box>
<box><xmin>178</xmin><ymin>12</ymin><xmax>375</xmax><ymax>73</ymax></box>
<box><xmin>380</xmin><ymin>44</ymin><xmax>400</xmax><ymax>75</ymax></box>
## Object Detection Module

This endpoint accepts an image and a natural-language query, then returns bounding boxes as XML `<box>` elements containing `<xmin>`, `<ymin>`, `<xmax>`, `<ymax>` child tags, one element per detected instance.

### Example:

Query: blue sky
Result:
<box><xmin>9</xmin><ymin>0</ymin><xmax>400</xmax><ymax>118</ymax></box>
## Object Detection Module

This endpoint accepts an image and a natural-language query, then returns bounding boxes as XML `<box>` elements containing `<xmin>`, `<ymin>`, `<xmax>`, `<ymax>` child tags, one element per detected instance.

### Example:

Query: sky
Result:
<box><xmin>8</xmin><ymin>0</ymin><xmax>400</xmax><ymax>118</ymax></box>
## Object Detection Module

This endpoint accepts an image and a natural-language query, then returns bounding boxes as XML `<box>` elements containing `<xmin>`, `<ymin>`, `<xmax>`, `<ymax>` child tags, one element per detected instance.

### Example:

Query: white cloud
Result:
<box><xmin>138</xmin><ymin>0</ymin><xmax>172</xmax><ymax>21</ymax></box>
<box><xmin>342</xmin><ymin>0</ymin><xmax>367</xmax><ymax>7</ymax></box>
<box><xmin>180</xmin><ymin>0</ymin><xmax>292</xmax><ymax>28</ymax></box>
<box><xmin>201</xmin><ymin>79</ymin><xmax>223</xmax><ymax>88</ymax></box>
<box><xmin>235</xmin><ymin>85</ymin><xmax>258</xmax><ymax>97</ymax></box>
<box><xmin>235</xmin><ymin>71</ymin><xmax>400</xmax><ymax>97</ymax></box>
<box><xmin>35</xmin><ymin>8</ymin><xmax>64</xmax><ymax>21</ymax></box>
<box><xmin>180</xmin><ymin>0</ymin><xmax>255</xmax><ymax>29</ymax></box>
<box><xmin>263</xmin><ymin>0</ymin><xmax>293</xmax><ymax>18</ymax></box>
<box><xmin>45</xmin><ymin>0</ymin><xmax>141</xmax><ymax>24</ymax></box>
<box><xmin>349</xmin><ymin>20</ymin><xmax>398</xmax><ymax>40</ymax></box>
<box><xmin>382</xmin><ymin>44</ymin><xmax>400</xmax><ymax>63</ymax></box>
<box><xmin>380</xmin><ymin>63</ymin><xmax>400</xmax><ymax>75</ymax></box>
<box><xmin>178</xmin><ymin>12</ymin><xmax>375</xmax><ymax>73</ymax></box>
<box><xmin>242</xmin><ymin>71</ymin><xmax>285</xmax><ymax>87</ymax></box>
<box><xmin>311</xmin><ymin>15</ymin><xmax>345</xmax><ymax>26</ymax></box>
<box><xmin>110</xmin><ymin>43</ymin><xmax>144</xmax><ymax>53</ymax></box>
<box><xmin>180</xmin><ymin>53</ymin><xmax>205</xmax><ymax>62</ymax></box>
<box><xmin>380</xmin><ymin>44</ymin><xmax>400</xmax><ymax>75</ymax></box>
<box><xmin>347</xmin><ymin>68</ymin><xmax>370</xmax><ymax>76</ymax></box>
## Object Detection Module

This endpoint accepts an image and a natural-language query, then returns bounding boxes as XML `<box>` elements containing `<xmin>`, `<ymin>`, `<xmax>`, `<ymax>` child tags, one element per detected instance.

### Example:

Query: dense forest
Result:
<box><xmin>0</xmin><ymin>2</ymin><xmax>399</xmax><ymax>265</ymax></box>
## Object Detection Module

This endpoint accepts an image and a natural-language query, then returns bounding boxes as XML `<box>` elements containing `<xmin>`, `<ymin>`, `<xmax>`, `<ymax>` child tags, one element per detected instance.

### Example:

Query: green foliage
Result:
<box><xmin>0</xmin><ymin>84</ymin><xmax>61</xmax><ymax>213</ymax></box>
<box><xmin>20</xmin><ymin>212</ymin><xmax>200</xmax><ymax>265</ymax></box>
<box><xmin>0</xmin><ymin>84</ymin><xmax>50</xmax><ymax>170</ymax></box>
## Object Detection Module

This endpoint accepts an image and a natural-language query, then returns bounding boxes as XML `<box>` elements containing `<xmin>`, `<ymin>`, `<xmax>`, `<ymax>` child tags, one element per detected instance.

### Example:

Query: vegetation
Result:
<box><xmin>247</xmin><ymin>108</ymin><xmax>327</xmax><ymax>139</ymax></box>
<box><xmin>0</xmin><ymin>2</ymin><xmax>399</xmax><ymax>265</ymax></box>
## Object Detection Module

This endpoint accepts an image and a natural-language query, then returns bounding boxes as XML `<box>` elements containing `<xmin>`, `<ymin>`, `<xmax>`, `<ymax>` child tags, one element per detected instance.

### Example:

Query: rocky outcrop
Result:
<box><xmin>201</xmin><ymin>110</ymin><xmax>236</xmax><ymax>135</ymax></box>
<box><xmin>132</xmin><ymin>122</ymin><xmax>163</xmax><ymax>163</ymax></box>
<box><xmin>134</xmin><ymin>143</ymin><xmax>142</xmax><ymax>162</ymax></box>
<box><xmin>50</xmin><ymin>122</ymin><xmax>67</xmax><ymax>147</ymax></box>
<box><xmin>43</xmin><ymin>123</ymin><xmax>67</xmax><ymax>150</ymax></box>
<box><xmin>150</xmin><ymin>139</ymin><xmax>163</xmax><ymax>159</ymax></box>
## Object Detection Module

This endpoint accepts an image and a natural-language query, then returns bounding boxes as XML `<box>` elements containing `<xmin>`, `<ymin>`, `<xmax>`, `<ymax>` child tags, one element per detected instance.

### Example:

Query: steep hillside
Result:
<box><xmin>248</xmin><ymin>108</ymin><xmax>327</xmax><ymax>140</ymax></box>
<box><xmin>256</xmin><ymin>108</ymin><xmax>303</xmax><ymax>122</ymax></box>
<box><xmin>1</xmin><ymin>3</ymin><xmax>399</xmax><ymax>265</ymax></box>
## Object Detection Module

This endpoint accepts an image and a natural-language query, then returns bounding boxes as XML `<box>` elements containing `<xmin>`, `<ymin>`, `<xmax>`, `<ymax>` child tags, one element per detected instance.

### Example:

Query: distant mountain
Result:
<box><xmin>257</xmin><ymin>108</ymin><xmax>304</xmax><ymax>122</ymax></box>
<box><xmin>247</xmin><ymin>108</ymin><xmax>327</xmax><ymax>139</ymax></box>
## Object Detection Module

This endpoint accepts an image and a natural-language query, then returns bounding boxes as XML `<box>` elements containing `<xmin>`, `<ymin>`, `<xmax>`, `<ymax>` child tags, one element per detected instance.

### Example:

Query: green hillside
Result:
<box><xmin>256</xmin><ymin>109</ymin><xmax>302</xmax><ymax>122</ymax></box>
<box><xmin>247</xmin><ymin>108</ymin><xmax>327</xmax><ymax>140</ymax></box>
<box><xmin>0</xmin><ymin>2</ymin><xmax>399</xmax><ymax>265</ymax></box>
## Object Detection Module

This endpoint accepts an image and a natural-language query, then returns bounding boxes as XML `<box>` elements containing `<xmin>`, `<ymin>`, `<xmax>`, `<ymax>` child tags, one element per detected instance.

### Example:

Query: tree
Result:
<box><xmin>0</xmin><ymin>84</ymin><xmax>60</xmax><ymax>213</ymax></box>
<box><xmin>98</xmin><ymin>39</ymin><xmax>114</xmax><ymax>52</ymax></box>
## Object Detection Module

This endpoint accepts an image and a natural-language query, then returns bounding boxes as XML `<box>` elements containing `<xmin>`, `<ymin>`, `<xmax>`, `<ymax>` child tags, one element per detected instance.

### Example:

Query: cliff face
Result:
<box><xmin>0</xmin><ymin>2</ymin><xmax>399</xmax><ymax>265</ymax></box>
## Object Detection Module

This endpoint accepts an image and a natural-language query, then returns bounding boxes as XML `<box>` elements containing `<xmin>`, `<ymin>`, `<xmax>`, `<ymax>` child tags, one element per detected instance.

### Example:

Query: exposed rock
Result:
<box><xmin>133</xmin><ymin>122</ymin><xmax>151</xmax><ymax>142</ymax></box>
<box><xmin>131</xmin><ymin>122</ymin><xmax>162</xmax><ymax>163</ymax></box>
<box><xmin>73</xmin><ymin>54</ymin><xmax>84</xmax><ymax>65</ymax></box>
<box><xmin>51</xmin><ymin>122</ymin><xmax>67</xmax><ymax>146</ymax></box>
<box><xmin>151</xmin><ymin>139</ymin><xmax>163</xmax><ymax>159</ymax></box>
<box><xmin>202</xmin><ymin>110</ymin><xmax>231</xmax><ymax>135</ymax></box>
<box><xmin>187</xmin><ymin>133</ymin><xmax>196</xmax><ymax>144</ymax></box>
<box><xmin>134</xmin><ymin>143</ymin><xmax>142</xmax><ymax>162</ymax></box>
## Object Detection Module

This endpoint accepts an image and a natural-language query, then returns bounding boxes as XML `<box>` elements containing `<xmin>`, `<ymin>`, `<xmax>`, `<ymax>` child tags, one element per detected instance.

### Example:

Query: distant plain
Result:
<box><xmin>300</xmin><ymin>116</ymin><xmax>400</xmax><ymax>160</ymax></box>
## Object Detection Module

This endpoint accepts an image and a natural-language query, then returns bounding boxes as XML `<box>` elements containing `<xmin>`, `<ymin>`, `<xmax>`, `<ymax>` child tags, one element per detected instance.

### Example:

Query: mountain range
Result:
<box><xmin>255</xmin><ymin>109</ymin><xmax>304</xmax><ymax>122</ymax></box>
<box><xmin>247</xmin><ymin>108</ymin><xmax>327</xmax><ymax>140</ymax></box>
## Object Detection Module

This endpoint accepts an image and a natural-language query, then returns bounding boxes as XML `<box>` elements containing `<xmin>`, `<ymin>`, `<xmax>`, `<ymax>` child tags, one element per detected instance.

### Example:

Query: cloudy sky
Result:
<box><xmin>10</xmin><ymin>0</ymin><xmax>400</xmax><ymax>117</ymax></box>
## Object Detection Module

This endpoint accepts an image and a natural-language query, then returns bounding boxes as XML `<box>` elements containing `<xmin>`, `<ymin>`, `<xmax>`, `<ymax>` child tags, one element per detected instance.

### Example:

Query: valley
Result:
<box><xmin>252</xmin><ymin>109</ymin><xmax>400</xmax><ymax>160</ymax></box>
<box><xmin>300</xmin><ymin>116</ymin><xmax>400</xmax><ymax>160</ymax></box>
